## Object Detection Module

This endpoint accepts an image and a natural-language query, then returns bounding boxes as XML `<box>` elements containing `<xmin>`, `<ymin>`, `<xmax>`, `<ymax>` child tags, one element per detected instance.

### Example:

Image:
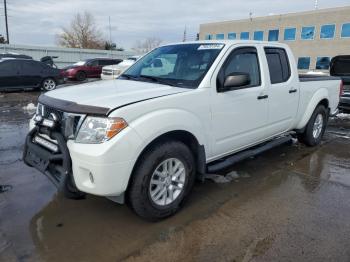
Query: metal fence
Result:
<box><xmin>0</xmin><ymin>44</ymin><xmax>135</xmax><ymax>68</ymax></box>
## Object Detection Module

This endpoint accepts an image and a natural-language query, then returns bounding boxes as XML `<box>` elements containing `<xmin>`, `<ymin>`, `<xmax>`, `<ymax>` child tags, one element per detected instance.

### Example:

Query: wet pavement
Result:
<box><xmin>1</xmin><ymin>89</ymin><xmax>350</xmax><ymax>262</ymax></box>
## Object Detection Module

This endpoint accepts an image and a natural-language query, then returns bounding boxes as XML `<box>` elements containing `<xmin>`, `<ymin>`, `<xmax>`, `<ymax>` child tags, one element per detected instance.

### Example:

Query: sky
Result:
<box><xmin>1</xmin><ymin>0</ymin><xmax>349</xmax><ymax>50</ymax></box>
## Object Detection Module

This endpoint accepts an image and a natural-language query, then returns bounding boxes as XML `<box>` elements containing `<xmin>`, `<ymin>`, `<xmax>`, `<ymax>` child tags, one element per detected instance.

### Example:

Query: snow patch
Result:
<box><xmin>22</xmin><ymin>103</ymin><xmax>37</xmax><ymax>114</ymax></box>
<box><xmin>337</xmin><ymin>113</ymin><xmax>350</xmax><ymax>119</ymax></box>
<box><xmin>204</xmin><ymin>171</ymin><xmax>248</xmax><ymax>183</ymax></box>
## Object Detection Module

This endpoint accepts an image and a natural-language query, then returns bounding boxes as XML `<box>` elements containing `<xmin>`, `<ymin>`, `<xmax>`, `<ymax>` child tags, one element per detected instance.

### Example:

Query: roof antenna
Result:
<box><xmin>249</xmin><ymin>12</ymin><xmax>253</xmax><ymax>21</ymax></box>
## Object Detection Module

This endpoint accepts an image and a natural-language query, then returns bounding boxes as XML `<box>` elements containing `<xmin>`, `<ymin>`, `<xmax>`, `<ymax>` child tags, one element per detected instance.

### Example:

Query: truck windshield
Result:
<box><xmin>121</xmin><ymin>43</ymin><xmax>224</xmax><ymax>88</ymax></box>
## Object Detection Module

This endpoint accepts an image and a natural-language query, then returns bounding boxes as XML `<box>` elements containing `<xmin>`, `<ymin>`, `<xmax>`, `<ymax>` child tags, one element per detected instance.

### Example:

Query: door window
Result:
<box><xmin>264</xmin><ymin>48</ymin><xmax>291</xmax><ymax>84</ymax></box>
<box><xmin>218</xmin><ymin>47</ymin><xmax>261</xmax><ymax>89</ymax></box>
<box><xmin>0</xmin><ymin>60</ymin><xmax>19</xmax><ymax>76</ymax></box>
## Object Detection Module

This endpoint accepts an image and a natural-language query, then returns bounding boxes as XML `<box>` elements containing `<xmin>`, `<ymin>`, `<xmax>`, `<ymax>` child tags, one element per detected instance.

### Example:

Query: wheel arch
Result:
<box><xmin>296</xmin><ymin>88</ymin><xmax>330</xmax><ymax>130</ymax></box>
<box><xmin>126</xmin><ymin>130</ymin><xmax>206</xmax><ymax>194</ymax></box>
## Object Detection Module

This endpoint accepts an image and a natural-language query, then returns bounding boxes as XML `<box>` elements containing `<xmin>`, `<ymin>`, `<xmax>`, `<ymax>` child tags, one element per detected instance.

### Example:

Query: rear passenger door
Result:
<box><xmin>264</xmin><ymin>47</ymin><xmax>299</xmax><ymax>135</ymax></box>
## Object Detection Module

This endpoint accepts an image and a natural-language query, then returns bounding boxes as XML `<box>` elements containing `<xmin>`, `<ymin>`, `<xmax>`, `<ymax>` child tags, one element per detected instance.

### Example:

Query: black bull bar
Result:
<box><xmin>23</xmin><ymin>126</ymin><xmax>73</xmax><ymax>190</ymax></box>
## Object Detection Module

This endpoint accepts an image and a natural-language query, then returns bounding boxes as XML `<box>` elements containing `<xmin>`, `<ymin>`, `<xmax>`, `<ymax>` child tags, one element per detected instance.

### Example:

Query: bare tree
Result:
<box><xmin>132</xmin><ymin>37</ymin><xmax>162</xmax><ymax>54</ymax></box>
<box><xmin>56</xmin><ymin>12</ymin><xmax>105</xmax><ymax>49</ymax></box>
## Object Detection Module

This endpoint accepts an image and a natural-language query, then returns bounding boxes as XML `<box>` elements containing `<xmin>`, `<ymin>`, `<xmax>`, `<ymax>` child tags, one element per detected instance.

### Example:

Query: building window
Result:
<box><xmin>341</xmin><ymin>23</ymin><xmax>350</xmax><ymax>38</ymax></box>
<box><xmin>228</xmin><ymin>32</ymin><xmax>236</xmax><ymax>39</ymax></box>
<box><xmin>253</xmin><ymin>31</ymin><xmax>264</xmax><ymax>41</ymax></box>
<box><xmin>205</xmin><ymin>34</ymin><xmax>213</xmax><ymax>40</ymax></box>
<box><xmin>268</xmin><ymin>29</ymin><xmax>279</xmax><ymax>41</ymax></box>
<box><xmin>216</xmin><ymin>33</ymin><xmax>225</xmax><ymax>40</ymax></box>
<box><xmin>301</xmin><ymin>26</ymin><xmax>315</xmax><ymax>40</ymax></box>
<box><xmin>320</xmin><ymin>24</ymin><xmax>336</xmax><ymax>39</ymax></box>
<box><xmin>297</xmin><ymin>57</ymin><xmax>311</xmax><ymax>70</ymax></box>
<box><xmin>316</xmin><ymin>57</ymin><xmax>331</xmax><ymax>70</ymax></box>
<box><xmin>284</xmin><ymin>28</ymin><xmax>296</xmax><ymax>41</ymax></box>
<box><xmin>240</xmin><ymin>32</ymin><xmax>250</xmax><ymax>40</ymax></box>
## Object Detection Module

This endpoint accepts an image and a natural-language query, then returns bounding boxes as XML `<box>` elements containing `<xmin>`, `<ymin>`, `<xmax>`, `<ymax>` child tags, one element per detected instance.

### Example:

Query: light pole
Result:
<box><xmin>314</xmin><ymin>0</ymin><xmax>319</xmax><ymax>10</ymax></box>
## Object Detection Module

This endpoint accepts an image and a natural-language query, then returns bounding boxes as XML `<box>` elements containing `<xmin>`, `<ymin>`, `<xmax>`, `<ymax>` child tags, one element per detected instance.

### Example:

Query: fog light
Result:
<box><xmin>89</xmin><ymin>172</ymin><xmax>94</xmax><ymax>183</ymax></box>
<box><xmin>42</xmin><ymin>119</ymin><xmax>55</xmax><ymax>128</ymax></box>
<box><xmin>34</xmin><ymin>136</ymin><xmax>59</xmax><ymax>152</ymax></box>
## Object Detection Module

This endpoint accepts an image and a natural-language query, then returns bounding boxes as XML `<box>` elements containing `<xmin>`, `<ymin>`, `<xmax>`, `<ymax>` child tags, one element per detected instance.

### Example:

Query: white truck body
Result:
<box><xmin>25</xmin><ymin>41</ymin><xmax>341</xmax><ymax>219</ymax></box>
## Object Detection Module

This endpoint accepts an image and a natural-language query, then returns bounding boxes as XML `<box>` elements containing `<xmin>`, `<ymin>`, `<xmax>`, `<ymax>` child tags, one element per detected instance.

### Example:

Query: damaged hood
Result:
<box><xmin>40</xmin><ymin>79</ymin><xmax>190</xmax><ymax>115</ymax></box>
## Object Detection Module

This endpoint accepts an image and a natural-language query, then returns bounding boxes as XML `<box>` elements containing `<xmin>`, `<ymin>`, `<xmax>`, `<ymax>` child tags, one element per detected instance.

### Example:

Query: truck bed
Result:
<box><xmin>299</xmin><ymin>74</ymin><xmax>341</xmax><ymax>82</ymax></box>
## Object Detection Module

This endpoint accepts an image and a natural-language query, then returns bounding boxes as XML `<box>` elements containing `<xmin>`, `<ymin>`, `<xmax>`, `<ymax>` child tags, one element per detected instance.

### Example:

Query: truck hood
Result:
<box><xmin>43</xmin><ymin>79</ymin><xmax>190</xmax><ymax>113</ymax></box>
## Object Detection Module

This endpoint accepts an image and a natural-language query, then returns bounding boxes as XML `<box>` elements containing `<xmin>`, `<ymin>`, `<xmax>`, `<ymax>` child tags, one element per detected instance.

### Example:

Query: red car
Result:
<box><xmin>62</xmin><ymin>58</ymin><xmax>122</xmax><ymax>81</ymax></box>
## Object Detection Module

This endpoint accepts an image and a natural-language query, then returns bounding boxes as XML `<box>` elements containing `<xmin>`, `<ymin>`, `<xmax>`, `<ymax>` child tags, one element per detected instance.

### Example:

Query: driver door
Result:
<box><xmin>210</xmin><ymin>46</ymin><xmax>269</xmax><ymax>158</ymax></box>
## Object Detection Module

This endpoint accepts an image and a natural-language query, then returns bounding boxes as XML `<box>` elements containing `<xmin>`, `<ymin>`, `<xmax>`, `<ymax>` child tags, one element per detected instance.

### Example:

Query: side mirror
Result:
<box><xmin>218</xmin><ymin>73</ymin><xmax>251</xmax><ymax>92</ymax></box>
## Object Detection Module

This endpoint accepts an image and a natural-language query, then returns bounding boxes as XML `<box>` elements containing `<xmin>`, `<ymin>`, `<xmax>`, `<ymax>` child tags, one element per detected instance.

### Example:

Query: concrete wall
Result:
<box><xmin>0</xmin><ymin>44</ymin><xmax>135</xmax><ymax>68</ymax></box>
<box><xmin>199</xmin><ymin>6</ymin><xmax>350</xmax><ymax>71</ymax></box>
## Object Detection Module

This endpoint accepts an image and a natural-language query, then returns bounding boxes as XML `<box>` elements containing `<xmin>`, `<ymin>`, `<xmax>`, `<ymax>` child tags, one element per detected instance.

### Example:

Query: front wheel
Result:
<box><xmin>41</xmin><ymin>78</ymin><xmax>57</xmax><ymax>91</ymax></box>
<box><xmin>76</xmin><ymin>71</ymin><xmax>87</xmax><ymax>81</ymax></box>
<box><xmin>127</xmin><ymin>141</ymin><xmax>196</xmax><ymax>221</ymax></box>
<box><xmin>298</xmin><ymin>105</ymin><xmax>328</xmax><ymax>146</ymax></box>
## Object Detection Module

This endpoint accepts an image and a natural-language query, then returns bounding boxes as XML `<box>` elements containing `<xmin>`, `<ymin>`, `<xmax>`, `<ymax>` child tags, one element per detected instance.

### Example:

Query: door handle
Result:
<box><xmin>289</xmin><ymin>89</ymin><xmax>297</xmax><ymax>94</ymax></box>
<box><xmin>257</xmin><ymin>95</ymin><xmax>268</xmax><ymax>100</ymax></box>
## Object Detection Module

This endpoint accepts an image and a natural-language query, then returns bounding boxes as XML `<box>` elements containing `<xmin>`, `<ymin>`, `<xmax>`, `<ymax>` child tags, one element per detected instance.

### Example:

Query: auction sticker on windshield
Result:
<box><xmin>198</xmin><ymin>44</ymin><xmax>224</xmax><ymax>50</ymax></box>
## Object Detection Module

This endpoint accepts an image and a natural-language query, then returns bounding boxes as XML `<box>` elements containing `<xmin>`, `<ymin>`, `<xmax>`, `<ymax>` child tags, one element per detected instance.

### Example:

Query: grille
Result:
<box><xmin>102</xmin><ymin>69</ymin><xmax>113</xmax><ymax>75</ymax></box>
<box><xmin>38</xmin><ymin>103</ymin><xmax>84</xmax><ymax>139</ymax></box>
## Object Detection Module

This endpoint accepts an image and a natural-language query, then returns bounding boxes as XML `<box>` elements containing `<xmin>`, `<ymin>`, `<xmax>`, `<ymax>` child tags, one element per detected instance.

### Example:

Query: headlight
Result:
<box><xmin>75</xmin><ymin>117</ymin><xmax>128</xmax><ymax>144</ymax></box>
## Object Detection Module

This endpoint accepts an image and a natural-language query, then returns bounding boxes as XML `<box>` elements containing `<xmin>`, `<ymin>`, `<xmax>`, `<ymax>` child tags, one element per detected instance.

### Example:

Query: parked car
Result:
<box><xmin>101</xmin><ymin>56</ymin><xmax>140</xmax><ymax>80</ymax></box>
<box><xmin>0</xmin><ymin>58</ymin><xmax>63</xmax><ymax>91</ymax></box>
<box><xmin>62</xmin><ymin>58</ymin><xmax>122</xmax><ymax>81</ymax></box>
<box><xmin>330</xmin><ymin>56</ymin><xmax>350</xmax><ymax>112</ymax></box>
<box><xmin>24</xmin><ymin>41</ymin><xmax>341</xmax><ymax>220</ymax></box>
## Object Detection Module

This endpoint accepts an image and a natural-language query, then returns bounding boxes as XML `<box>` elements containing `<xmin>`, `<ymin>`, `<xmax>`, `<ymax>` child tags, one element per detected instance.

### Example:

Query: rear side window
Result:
<box><xmin>99</xmin><ymin>59</ymin><xmax>113</xmax><ymax>66</ymax></box>
<box><xmin>20</xmin><ymin>61</ymin><xmax>42</xmax><ymax>73</ymax></box>
<box><xmin>264</xmin><ymin>48</ymin><xmax>291</xmax><ymax>84</ymax></box>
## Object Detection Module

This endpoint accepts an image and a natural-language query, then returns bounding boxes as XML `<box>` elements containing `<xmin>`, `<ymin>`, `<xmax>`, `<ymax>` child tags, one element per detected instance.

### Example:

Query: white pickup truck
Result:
<box><xmin>24</xmin><ymin>41</ymin><xmax>342</xmax><ymax>220</ymax></box>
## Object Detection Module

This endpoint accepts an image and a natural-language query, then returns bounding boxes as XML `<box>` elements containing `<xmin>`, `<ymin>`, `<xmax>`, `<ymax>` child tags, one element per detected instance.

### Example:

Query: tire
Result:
<box><xmin>127</xmin><ymin>140</ymin><xmax>196</xmax><ymax>221</ymax></box>
<box><xmin>41</xmin><ymin>78</ymin><xmax>57</xmax><ymax>91</ymax></box>
<box><xmin>62</xmin><ymin>174</ymin><xmax>86</xmax><ymax>200</ymax></box>
<box><xmin>76</xmin><ymin>71</ymin><xmax>87</xmax><ymax>81</ymax></box>
<box><xmin>298</xmin><ymin>105</ymin><xmax>328</xmax><ymax>147</ymax></box>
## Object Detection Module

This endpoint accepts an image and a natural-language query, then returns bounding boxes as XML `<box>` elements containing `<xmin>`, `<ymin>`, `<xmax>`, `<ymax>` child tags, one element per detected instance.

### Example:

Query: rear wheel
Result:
<box><xmin>127</xmin><ymin>141</ymin><xmax>196</xmax><ymax>221</ymax></box>
<box><xmin>41</xmin><ymin>78</ymin><xmax>56</xmax><ymax>91</ymax></box>
<box><xmin>298</xmin><ymin>105</ymin><xmax>328</xmax><ymax>146</ymax></box>
<box><xmin>76</xmin><ymin>71</ymin><xmax>87</xmax><ymax>81</ymax></box>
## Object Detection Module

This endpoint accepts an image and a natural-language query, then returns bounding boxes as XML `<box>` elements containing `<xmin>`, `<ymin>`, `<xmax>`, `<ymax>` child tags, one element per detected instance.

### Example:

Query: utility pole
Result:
<box><xmin>108</xmin><ymin>16</ymin><xmax>112</xmax><ymax>44</ymax></box>
<box><xmin>4</xmin><ymin>0</ymin><xmax>9</xmax><ymax>43</ymax></box>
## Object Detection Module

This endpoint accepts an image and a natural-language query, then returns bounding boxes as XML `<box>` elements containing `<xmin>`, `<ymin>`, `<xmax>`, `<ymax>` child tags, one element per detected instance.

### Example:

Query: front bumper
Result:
<box><xmin>23</xmin><ymin>127</ymin><xmax>73</xmax><ymax>190</ymax></box>
<box><xmin>101</xmin><ymin>74</ymin><xmax>117</xmax><ymax>80</ymax></box>
<box><xmin>25</xmin><ymin>117</ymin><xmax>143</xmax><ymax>197</ymax></box>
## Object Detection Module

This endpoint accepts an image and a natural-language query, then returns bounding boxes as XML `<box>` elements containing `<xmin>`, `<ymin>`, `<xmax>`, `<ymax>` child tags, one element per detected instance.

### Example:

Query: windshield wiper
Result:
<box><xmin>139</xmin><ymin>75</ymin><xmax>177</xmax><ymax>87</ymax></box>
<box><xmin>120</xmin><ymin>74</ymin><xmax>138</xmax><ymax>80</ymax></box>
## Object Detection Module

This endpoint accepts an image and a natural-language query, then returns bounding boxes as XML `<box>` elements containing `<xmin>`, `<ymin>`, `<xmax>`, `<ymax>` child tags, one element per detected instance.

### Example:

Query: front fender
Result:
<box><xmin>129</xmin><ymin>108</ymin><xmax>209</xmax><ymax>158</ymax></box>
<box><xmin>296</xmin><ymin>88</ymin><xmax>329</xmax><ymax>130</ymax></box>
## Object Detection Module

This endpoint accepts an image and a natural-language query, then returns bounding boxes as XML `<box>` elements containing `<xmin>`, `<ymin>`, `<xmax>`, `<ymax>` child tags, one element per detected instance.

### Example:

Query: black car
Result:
<box><xmin>0</xmin><ymin>58</ymin><xmax>63</xmax><ymax>91</ymax></box>
<box><xmin>330</xmin><ymin>56</ymin><xmax>350</xmax><ymax>113</ymax></box>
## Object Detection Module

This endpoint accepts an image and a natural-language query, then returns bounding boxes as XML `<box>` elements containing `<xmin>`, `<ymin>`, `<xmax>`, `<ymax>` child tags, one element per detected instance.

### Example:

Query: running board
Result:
<box><xmin>207</xmin><ymin>136</ymin><xmax>292</xmax><ymax>174</ymax></box>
